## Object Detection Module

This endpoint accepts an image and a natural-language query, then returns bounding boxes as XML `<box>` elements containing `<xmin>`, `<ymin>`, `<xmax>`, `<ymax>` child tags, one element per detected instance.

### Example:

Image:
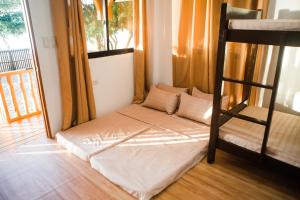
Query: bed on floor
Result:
<box><xmin>57</xmin><ymin>103</ymin><xmax>210</xmax><ymax>200</ymax></box>
<box><xmin>56</xmin><ymin>110</ymin><xmax>152</xmax><ymax>161</ymax></box>
<box><xmin>219</xmin><ymin>106</ymin><xmax>300</xmax><ymax>168</ymax></box>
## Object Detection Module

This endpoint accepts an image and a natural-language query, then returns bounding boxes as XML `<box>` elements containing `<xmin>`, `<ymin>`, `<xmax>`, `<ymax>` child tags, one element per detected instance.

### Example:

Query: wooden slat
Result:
<box><xmin>7</xmin><ymin>75</ymin><xmax>21</xmax><ymax>118</ymax></box>
<box><xmin>19</xmin><ymin>73</ymin><xmax>29</xmax><ymax>115</ymax></box>
<box><xmin>29</xmin><ymin>71</ymin><xmax>39</xmax><ymax>112</ymax></box>
<box><xmin>218</xmin><ymin>103</ymin><xmax>248</xmax><ymax>127</ymax></box>
<box><xmin>0</xmin><ymin>69</ymin><xmax>31</xmax><ymax>77</ymax></box>
<box><xmin>220</xmin><ymin>109</ymin><xmax>267</xmax><ymax>126</ymax></box>
<box><xmin>227</xmin><ymin>30</ymin><xmax>300</xmax><ymax>46</ymax></box>
<box><xmin>0</xmin><ymin>80</ymin><xmax>11</xmax><ymax>122</ymax></box>
<box><xmin>8</xmin><ymin>111</ymin><xmax>41</xmax><ymax>123</ymax></box>
<box><xmin>261</xmin><ymin>43</ymin><xmax>286</xmax><ymax>155</ymax></box>
<box><xmin>222</xmin><ymin>77</ymin><xmax>273</xmax><ymax>89</ymax></box>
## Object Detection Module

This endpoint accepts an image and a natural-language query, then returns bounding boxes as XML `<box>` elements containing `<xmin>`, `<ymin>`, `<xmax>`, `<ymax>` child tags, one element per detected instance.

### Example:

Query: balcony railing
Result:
<box><xmin>0</xmin><ymin>49</ymin><xmax>33</xmax><ymax>72</ymax></box>
<box><xmin>0</xmin><ymin>49</ymin><xmax>41</xmax><ymax>123</ymax></box>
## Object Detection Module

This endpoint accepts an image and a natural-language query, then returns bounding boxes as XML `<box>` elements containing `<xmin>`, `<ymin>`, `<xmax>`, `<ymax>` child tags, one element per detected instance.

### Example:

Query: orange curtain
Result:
<box><xmin>94</xmin><ymin>0</ymin><xmax>103</xmax><ymax>20</ymax></box>
<box><xmin>50</xmin><ymin>0</ymin><xmax>96</xmax><ymax>130</ymax></box>
<box><xmin>224</xmin><ymin>0</ymin><xmax>269</xmax><ymax>106</ymax></box>
<box><xmin>173</xmin><ymin>0</ymin><xmax>223</xmax><ymax>93</ymax></box>
<box><xmin>173</xmin><ymin>0</ymin><xmax>269</xmax><ymax>105</ymax></box>
<box><xmin>132</xmin><ymin>0</ymin><xmax>149</xmax><ymax>103</ymax></box>
<box><xmin>94</xmin><ymin>0</ymin><xmax>113</xmax><ymax>20</ymax></box>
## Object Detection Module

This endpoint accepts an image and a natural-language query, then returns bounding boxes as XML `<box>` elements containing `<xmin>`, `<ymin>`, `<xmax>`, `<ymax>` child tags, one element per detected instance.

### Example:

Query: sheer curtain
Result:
<box><xmin>261</xmin><ymin>0</ymin><xmax>300</xmax><ymax>114</ymax></box>
<box><xmin>172</xmin><ymin>0</ymin><xmax>268</xmax><ymax>106</ymax></box>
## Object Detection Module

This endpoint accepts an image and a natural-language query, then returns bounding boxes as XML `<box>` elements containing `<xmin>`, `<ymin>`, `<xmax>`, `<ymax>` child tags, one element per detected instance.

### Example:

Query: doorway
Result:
<box><xmin>0</xmin><ymin>0</ymin><xmax>50</xmax><ymax>151</ymax></box>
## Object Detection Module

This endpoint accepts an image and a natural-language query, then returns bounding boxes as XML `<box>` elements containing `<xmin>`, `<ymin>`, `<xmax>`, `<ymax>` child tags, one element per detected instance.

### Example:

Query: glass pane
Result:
<box><xmin>108</xmin><ymin>0</ymin><xmax>133</xmax><ymax>50</ymax></box>
<box><xmin>82</xmin><ymin>0</ymin><xmax>108</xmax><ymax>52</ymax></box>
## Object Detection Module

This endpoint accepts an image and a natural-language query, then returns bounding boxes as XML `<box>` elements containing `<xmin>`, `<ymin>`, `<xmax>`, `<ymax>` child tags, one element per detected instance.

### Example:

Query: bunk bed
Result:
<box><xmin>207</xmin><ymin>3</ymin><xmax>300</xmax><ymax>175</ymax></box>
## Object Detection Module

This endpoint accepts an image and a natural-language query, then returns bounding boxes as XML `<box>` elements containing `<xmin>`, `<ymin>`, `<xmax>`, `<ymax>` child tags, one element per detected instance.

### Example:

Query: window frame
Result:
<box><xmin>85</xmin><ymin>0</ymin><xmax>134</xmax><ymax>59</ymax></box>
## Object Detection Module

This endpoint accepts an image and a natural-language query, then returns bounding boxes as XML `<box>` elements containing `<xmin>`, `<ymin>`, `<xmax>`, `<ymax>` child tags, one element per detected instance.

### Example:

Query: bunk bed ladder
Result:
<box><xmin>208</xmin><ymin>4</ymin><xmax>228</xmax><ymax>163</ymax></box>
<box><xmin>261</xmin><ymin>35</ymin><xmax>287</xmax><ymax>155</ymax></box>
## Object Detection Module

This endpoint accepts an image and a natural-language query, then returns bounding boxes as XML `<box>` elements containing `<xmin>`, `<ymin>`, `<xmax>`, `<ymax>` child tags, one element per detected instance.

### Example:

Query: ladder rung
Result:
<box><xmin>222</xmin><ymin>77</ymin><xmax>273</xmax><ymax>89</ymax></box>
<box><xmin>221</xmin><ymin>110</ymin><xmax>267</xmax><ymax>126</ymax></box>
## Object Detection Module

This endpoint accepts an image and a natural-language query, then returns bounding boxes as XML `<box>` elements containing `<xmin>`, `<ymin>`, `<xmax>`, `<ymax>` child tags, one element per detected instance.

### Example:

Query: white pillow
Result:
<box><xmin>177</xmin><ymin>93</ymin><xmax>213</xmax><ymax>125</ymax></box>
<box><xmin>143</xmin><ymin>86</ymin><xmax>179</xmax><ymax>114</ymax></box>
<box><xmin>192</xmin><ymin>87</ymin><xmax>229</xmax><ymax>110</ymax></box>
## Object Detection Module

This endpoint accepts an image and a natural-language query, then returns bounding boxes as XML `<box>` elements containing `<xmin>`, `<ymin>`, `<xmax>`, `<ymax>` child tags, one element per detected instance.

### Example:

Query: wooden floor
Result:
<box><xmin>0</xmin><ymin>135</ymin><xmax>299</xmax><ymax>200</ymax></box>
<box><xmin>0</xmin><ymin>114</ymin><xmax>45</xmax><ymax>152</ymax></box>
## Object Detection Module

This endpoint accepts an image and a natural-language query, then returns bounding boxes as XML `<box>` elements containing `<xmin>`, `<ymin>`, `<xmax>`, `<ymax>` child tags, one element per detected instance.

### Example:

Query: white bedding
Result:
<box><xmin>57</xmin><ymin>104</ymin><xmax>210</xmax><ymax>199</ymax></box>
<box><xmin>229</xmin><ymin>19</ymin><xmax>300</xmax><ymax>31</ymax></box>
<box><xmin>90</xmin><ymin>128</ymin><xmax>207</xmax><ymax>200</ymax></box>
<box><xmin>56</xmin><ymin>112</ymin><xmax>151</xmax><ymax>161</ymax></box>
<box><xmin>119</xmin><ymin>104</ymin><xmax>210</xmax><ymax>138</ymax></box>
<box><xmin>219</xmin><ymin>106</ymin><xmax>300</xmax><ymax>167</ymax></box>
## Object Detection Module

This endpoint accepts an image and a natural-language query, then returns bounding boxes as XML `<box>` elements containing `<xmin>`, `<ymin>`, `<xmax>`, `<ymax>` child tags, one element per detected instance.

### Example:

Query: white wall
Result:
<box><xmin>28</xmin><ymin>0</ymin><xmax>135</xmax><ymax>137</ymax></box>
<box><xmin>89</xmin><ymin>54</ymin><xmax>134</xmax><ymax>117</ymax></box>
<box><xmin>147</xmin><ymin>0</ymin><xmax>173</xmax><ymax>86</ymax></box>
<box><xmin>28</xmin><ymin>0</ymin><xmax>62</xmax><ymax>137</ymax></box>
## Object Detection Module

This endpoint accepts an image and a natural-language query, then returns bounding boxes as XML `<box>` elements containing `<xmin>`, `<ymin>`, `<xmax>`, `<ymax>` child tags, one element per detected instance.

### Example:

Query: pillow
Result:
<box><xmin>177</xmin><ymin>93</ymin><xmax>213</xmax><ymax>125</ymax></box>
<box><xmin>156</xmin><ymin>83</ymin><xmax>188</xmax><ymax>95</ymax></box>
<box><xmin>192</xmin><ymin>87</ymin><xmax>229</xmax><ymax>110</ymax></box>
<box><xmin>143</xmin><ymin>86</ymin><xmax>179</xmax><ymax>114</ymax></box>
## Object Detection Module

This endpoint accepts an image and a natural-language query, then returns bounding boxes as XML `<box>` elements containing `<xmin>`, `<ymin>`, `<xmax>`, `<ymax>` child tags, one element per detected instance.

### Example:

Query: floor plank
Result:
<box><xmin>0</xmin><ymin>135</ymin><xmax>299</xmax><ymax>200</ymax></box>
<box><xmin>0</xmin><ymin>114</ymin><xmax>44</xmax><ymax>152</ymax></box>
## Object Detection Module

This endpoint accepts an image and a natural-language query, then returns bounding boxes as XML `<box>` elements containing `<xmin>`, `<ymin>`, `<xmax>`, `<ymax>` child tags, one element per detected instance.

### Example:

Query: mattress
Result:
<box><xmin>90</xmin><ymin>111</ymin><xmax>209</xmax><ymax>200</ymax></box>
<box><xmin>57</xmin><ymin>104</ymin><xmax>210</xmax><ymax>199</ymax></box>
<box><xmin>119</xmin><ymin>104</ymin><xmax>210</xmax><ymax>139</ymax></box>
<box><xmin>219</xmin><ymin>106</ymin><xmax>300</xmax><ymax>167</ymax></box>
<box><xmin>228</xmin><ymin>19</ymin><xmax>300</xmax><ymax>31</ymax></box>
<box><xmin>56</xmin><ymin>112</ymin><xmax>151</xmax><ymax>161</ymax></box>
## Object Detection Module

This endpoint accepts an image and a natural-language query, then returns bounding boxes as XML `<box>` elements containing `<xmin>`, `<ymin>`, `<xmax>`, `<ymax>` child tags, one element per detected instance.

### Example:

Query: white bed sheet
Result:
<box><xmin>57</xmin><ymin>104</ymin><xmax>210</xmax><ymax>199</ymax></box>
<box><xmin>56</xmin><ymin>112</ymin><xmax>151</xmax><ymax>161</ymax></box>
<box><xmin>90</xmin><ymin>126</ymin><xmax>208</xmax><ymax>200</ymax></box>
<box><xmin>119</xmin><ymin>104</ymin><xmax>210</xmax><ymax>139</ymax></box>
<box><xmin>229</xmin><ymin>19</ymin><xmax>300</xmax><ymax>31</ymax></box>
<box><xmin>219</xmin><ymin>106</ymin><xmax>300</xmax><ymax>167</ymax></box>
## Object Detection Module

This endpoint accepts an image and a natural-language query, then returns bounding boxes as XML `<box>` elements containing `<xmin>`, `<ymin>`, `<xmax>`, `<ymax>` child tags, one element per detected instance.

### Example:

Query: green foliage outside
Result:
<box><xmin>82</xmin><ymin>2</ymin><xmax>107</xmax><ymax>51</ymax></box>
<box><xmin>82</xmin><ymin>0</ymin><xmax>133</xmax><ymax>51</ymax></box>
<box><xmin>0</xmin><ymin>0</ymin><xmax>26</xmax><ymax>49</ymax></box>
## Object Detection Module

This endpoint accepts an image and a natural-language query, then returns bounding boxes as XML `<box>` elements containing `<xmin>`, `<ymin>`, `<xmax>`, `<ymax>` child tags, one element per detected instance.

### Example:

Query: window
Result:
<box><xmin>82</xmin><ymin>0</ymin><xmax>134</xmax><ymax>58</ymax></box>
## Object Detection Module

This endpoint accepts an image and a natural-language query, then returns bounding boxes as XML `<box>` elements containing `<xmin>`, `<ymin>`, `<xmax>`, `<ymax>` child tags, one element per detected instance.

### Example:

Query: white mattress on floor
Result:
<box><xmin>90</xmin><ymin>126</ymin><xmax>208</xmax><ymax>200</ymax></box>
<box><xmin>229</xmin><ymin>19</ymin><xmax>300</xmax><ymax>31</ymax></box>
<box><xmin>219</xmin><ymin>106</ymin><xmax>300</xmax><ymax>167</ymax></box>
<box><xmin>56</xmin><ymin>112</ymin><xmax>151</xmax><ymax>161</ymax></box>
<box><xmin>57</xmin><ymin>104</ymin><xmax>210</xmax><ymax>199</ymax></box>
<box><xmin>119</xmin><ymin>104</ymin><xmax>210</xmax><ymax>138</ymax></box>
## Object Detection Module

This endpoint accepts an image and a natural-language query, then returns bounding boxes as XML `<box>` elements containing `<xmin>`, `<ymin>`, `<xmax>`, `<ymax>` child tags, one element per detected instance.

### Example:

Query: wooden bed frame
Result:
<box><xmin>207</xmin><ymin>3</ymin><xmax>300</xmax><ymax>176</ymax></box>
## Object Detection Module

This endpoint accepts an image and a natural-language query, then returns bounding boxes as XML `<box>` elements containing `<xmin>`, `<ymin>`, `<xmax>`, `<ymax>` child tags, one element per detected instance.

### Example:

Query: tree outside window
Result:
<box><xmin>82</xmin><ymin>0</ymin><xmax>133</xmax><ymax>54</ymax></box>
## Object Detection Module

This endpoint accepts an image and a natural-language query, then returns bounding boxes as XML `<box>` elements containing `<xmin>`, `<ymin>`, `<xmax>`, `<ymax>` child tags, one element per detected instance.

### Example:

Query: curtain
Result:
<box><xmin>132</xmin><ymin>0</ymin><xmax>149</xmax><ymax>103</ymax></box>
<box><xmin>172</xmin><ymin>0</ymin><xmax>269</xmax><ymax>106</ymax></box>
<box><xmin>51</xmin><ymin>0</ymin><xmax>96</xmax><ymax>130</ymax></box>
<box><xmin>173</xmin><ymin>0</ymin><xmax>222</xmax><ymax>93</ymax></box>
<box><xmin>224</xmin><ymin>0</ymin><xmax>269</xmax><ymax>106</ymax></box>
<box><xmin>262</xmin><ymin>5</ymin><xmax>300</xmax><ymax>115</ymax></box>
